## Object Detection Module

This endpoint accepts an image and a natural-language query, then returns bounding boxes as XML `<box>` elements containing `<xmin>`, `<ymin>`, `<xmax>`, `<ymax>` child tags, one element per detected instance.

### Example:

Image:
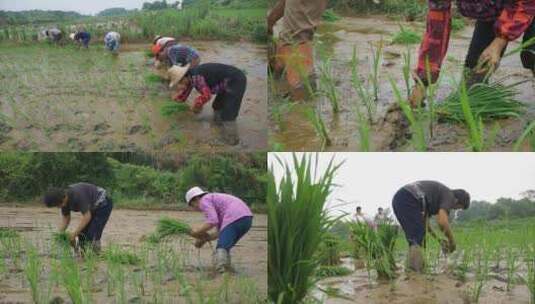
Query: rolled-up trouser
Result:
<box><xmin>392</xmin><ymin>188</ymin><xmax>425</xmax><ymax>247</ymax></box>
<box><xmin>216</xmin><ymin>216</ymin><xmax>253</xmax><ymax>251</ymax></box>
<box><xmin>212</xmin><ymin>71</ymin><xmax>247</xmax><ymax>121</ymax></box>
<box><xmin>79</xmin><ymin>197</ymin><xmax>113</xmax><ymax>248</ymax></box>
<box><xmin>465</xmin><ymin>18</ymin><xmax>535</xmax><ymax>73</ymax></box>
<box><xmin>274</xmin><ymin>41</ymin><xmax>314</xmax><ymax>89</ymax></box>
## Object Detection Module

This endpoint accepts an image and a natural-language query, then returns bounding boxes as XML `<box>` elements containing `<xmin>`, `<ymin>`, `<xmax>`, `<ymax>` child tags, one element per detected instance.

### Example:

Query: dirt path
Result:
<box><xmin>315</xmin><ymin>257</ymin><xmax>531</xmax><ymax>303</ymax></box>
<box><xmin>0</xmin><ymin>205</ymin><xmax>267</xmax><ymax>302</ymax></box>
<box><xmin>270</xmin><ymin>16</ymin><xmax>535</xmax><ymax>151</ymax></box>
<box><xmin>0</xmin><ymin>41</ymin><xmax>267</xmax><ymax>152</ymax></box>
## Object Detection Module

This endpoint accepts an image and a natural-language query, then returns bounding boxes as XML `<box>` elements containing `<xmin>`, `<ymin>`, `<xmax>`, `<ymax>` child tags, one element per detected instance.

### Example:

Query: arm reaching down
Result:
<box><xmin>71</xmin><ymin>212</ymin><xmax>92</xmax><ymax>241</ymax></box>
<box><xmin>267</xmin><ymin>0</ymin><xmax>286</xmax><ymax>36</ymax></box>
<box><xmin>436</xmin><ymin>208</ymin><xmax>456</xmax><ymax>252</ymax></box>
<box><xmin>59</xmin><ymin>214</ymin><xmax>71</xmax><ymax>231</ymax></box>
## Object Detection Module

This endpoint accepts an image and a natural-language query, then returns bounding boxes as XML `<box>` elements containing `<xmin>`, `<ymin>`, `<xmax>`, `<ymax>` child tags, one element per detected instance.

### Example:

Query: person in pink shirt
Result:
<box><xmin>185</xmin><ymin>186</ymin><xmax>253</xmax><ymax>273</ymax></box>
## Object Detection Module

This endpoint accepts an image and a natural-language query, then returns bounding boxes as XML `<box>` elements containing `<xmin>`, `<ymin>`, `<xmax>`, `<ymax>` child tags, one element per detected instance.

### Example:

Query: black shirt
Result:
<box><xmin>61</xmin><ymin>183</ymin><xmax>106</xmax><ymax>216</ymax></box>
<box><xmin>403</xmin><ymin>180</ymin><xmax>457</xmax><ymax>216</ymax></box>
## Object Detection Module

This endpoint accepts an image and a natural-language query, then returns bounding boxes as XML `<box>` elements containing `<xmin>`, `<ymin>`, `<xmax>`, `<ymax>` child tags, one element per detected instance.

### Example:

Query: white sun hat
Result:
<box><xmin>185</xmin><ymin>186</ymin><xmax>207</xmax><ymax>205</ymax></box>
<box><xmin>168</xmin><ymin>64</ymin><xmax>190</xmax><ymax>89</ymax></box>
<box><xmin>69</xmin><ymin>33</ymin><xmax>75</xmax><ymax>40</ymax></box>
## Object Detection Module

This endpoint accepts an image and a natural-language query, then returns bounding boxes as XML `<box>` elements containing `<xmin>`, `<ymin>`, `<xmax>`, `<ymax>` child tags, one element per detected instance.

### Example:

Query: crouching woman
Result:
<box><xmin>185</xmin><ymin>186</ymin><xmax>253</xmax><ymax>273</ymax></box>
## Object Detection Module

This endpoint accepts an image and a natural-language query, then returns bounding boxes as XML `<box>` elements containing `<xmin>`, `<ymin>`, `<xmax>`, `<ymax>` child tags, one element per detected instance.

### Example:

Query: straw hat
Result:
<box><xmin>168</xmin><ymin>64</ymin><xmax>190</xmax><ymax>89</ymax></box>
<box><xmin>153</xmin><ymin>35</ymin><xmax>163</xmax><ymax>44</ymax></box>
<box><xmin>185</xmin><ymin>187</ymin><xmax>207</xmax><ymax>205</ymax></box>
<box><xmin>69</xmin><ymin>33</ymin><xmax>75</xmax><ymax>40</ymax></box>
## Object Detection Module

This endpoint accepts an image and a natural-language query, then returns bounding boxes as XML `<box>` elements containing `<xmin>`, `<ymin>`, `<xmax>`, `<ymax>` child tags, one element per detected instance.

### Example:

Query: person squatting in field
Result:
<box><xmin>409</xmin><ymin>0</ymin><xmax>535</xmax><ymax>108</ymax></box>
<box><xmin>168</xmin><ymin>62</ymin><xmax>247</xmax><ymax>145</ymax></box>
<box><xmin>43</xmin><ymin>28</ymin><xmax>63</xmax><ymax>43</ymax></box>
<box><xmin>43</xmin><ymin>182</ymin><xmax>113</xmax><ymax>254</ymax></box>
<box><xmin>392</xmin><ymin>180</ymin><xmax>470</xmax><ymax>272</ymax></box>
<box><xmin>104</xmin><ymin>31</ymin><xmax>121</xmax><ymax>53</ymax></box>
<box><xmin>184</xmin><ymin>187</ymin><xmax>253</xmax><ymax>274</ymax></box>
<box><xmin>267</xmin><ymin>0</ymin><xmax>328</xmax><ymax>101</ymax></box>
<box><xmin>70</xmin><ymin>30</ymin><xmax>92</xmax><ymax>48</ymax></box>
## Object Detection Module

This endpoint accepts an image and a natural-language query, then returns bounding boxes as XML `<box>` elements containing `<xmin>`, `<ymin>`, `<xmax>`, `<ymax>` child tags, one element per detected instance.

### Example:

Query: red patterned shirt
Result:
<box><xmin>416</xmin><ymin>0</ymin><xmax>535</xmax><ymax>84</ymax></box>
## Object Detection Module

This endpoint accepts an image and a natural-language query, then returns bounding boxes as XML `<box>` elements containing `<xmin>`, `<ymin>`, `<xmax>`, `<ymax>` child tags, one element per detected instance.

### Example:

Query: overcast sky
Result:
<box><xmin>0</xmin><ymin>0</ymin><xmax>149</xmax><ymax>15</ymax></box>
<box><xmin>269</xmin><ymin>152</ymin><xmax>535</xmax><ymax>219</ymax></box>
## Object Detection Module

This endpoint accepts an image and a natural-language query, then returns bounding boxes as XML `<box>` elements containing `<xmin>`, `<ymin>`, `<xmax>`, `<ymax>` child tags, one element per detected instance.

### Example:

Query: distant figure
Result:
<box><xmin>71</xmin><ymin>31</ymin><xmax>91</xmax><ymax>48</ymax></box>
<box><xmin>104</xmin><ymin>31</ymin><xmax>121</xmax><ymax>53</ymax></box>
<box><xmin>354</xmin><ymin>206</ymin><xmax>374</xmax><ymax>228</ymax></box>
<box><xmin>374</xmin><ymin>207</ymin><xmax>387</xmax><ymax>224</ymax></box>
<box><xmin>45</xmin><ymin>28</ymin><xmax>63</xmax><ymax>43</ymax></box>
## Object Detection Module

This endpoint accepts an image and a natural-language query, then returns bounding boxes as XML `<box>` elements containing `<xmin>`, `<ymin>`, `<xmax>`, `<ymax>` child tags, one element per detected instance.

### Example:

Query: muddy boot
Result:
<box><xmin>408</xmin><ymin>245</ymin><xmax>424</xmax><ymax>272</ymax></box>
<box><xmin>221</xmin><ymin>121</ymin><xmax>239</xmax><ymax>146</ymax></box>
<box><xmin>215</xmin><ymin>248</ymin><xmax>230</xmax><ymax>274</ymax></box>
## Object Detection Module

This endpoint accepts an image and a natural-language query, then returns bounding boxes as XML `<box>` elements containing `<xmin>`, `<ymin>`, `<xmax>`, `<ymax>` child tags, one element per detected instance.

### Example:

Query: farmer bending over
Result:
<box><xmin>71</xmin><ymin>31</ymin><xmax>91</xmax><ymax>48</ymax></box>
<box><xmin>267</xmin><ymin>0</ymin><xmax>328</xmax><ymax>100</ymax></box>
<box><xmin>409</xmin><ymin>0</ymin><xmax>535</xmax><ymax>108</ymax></box>
<box><xmin>185</xmin><ymin>187</ymin><xmax>253</xmax><ymax>273</ymax></box>
<box><xmin>104</xmin><ymin>31</ymin><xmax>121</xmax><ymax>54</ymax></box>
<box><xmin>43</xmin><ymin>183</ymin><xmax>113</xmax><ymax>253</ymax></box>
<box><xmin>163</xmin><ymin>44</ymin><xmax>201</xmax><ymax>69</ymax></box>
<box><xmin>44</xmin><ymin>28</ymin><xmax>63</xmax><ymax>43</ymax></box>
<box><xmin>169</xmin><ymin>63</ymin><xmax>247</xmax><ymax>145</ymax></box>
<box><xmin>152</xmin><ymin>35</ymin><xmax>177</xmax><ymax>65</ymax></box>
<box><xmin>392</xmin><ymin>181</ymin><xmax>470</xmax><ymax>272</ymax></box>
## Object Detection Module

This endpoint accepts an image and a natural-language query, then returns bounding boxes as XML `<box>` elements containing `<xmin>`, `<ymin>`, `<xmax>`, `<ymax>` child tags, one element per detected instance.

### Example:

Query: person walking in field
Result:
<box><xmin>70</xmin><ymin>31</ymin><xmax>91</xmax><ymax>48</ymax></box>
<box><xmin>104</xmin><ymin>31</ymin><xmax>121</xmax><ymax>54</ymax></box>
<box><xmin>185</xmin><ymin>186</ymin><xmax>253</xmax><ymax>273</ymax></box>
<box><xmin>408</xmin><ymin>0</ymin><xmax>535</xmax><ymax>108</ymax></box>
<box><xmin>392</xmin><ymin>181</ymin><xmax>470</xmax><ymax>272</ymax></box>
<box><xmin>43</xmin><ymin>182</ymin><xmax>113</xmax><ymax>253</ymax></box>
<box><xmin>267</xmin><ymin>0</ymin><xmax>328</xmax><ymax>100</ymax></box>
<box><xmin>168</xmin><ymin>62</ymin><xmax>247</xmax><ymax>145</ymax></box>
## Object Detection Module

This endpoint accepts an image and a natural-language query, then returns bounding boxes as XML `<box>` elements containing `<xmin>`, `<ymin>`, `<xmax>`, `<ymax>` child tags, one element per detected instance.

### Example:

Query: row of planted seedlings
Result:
<box><xmin>0</xmin><ymin>218</ymin><xmax>259</xmax><ymax>304</ymax></box>
<box><xmin>305</xmin><ymin>32</ymin><xmax>535</xmax><ymax>151</ymax></box>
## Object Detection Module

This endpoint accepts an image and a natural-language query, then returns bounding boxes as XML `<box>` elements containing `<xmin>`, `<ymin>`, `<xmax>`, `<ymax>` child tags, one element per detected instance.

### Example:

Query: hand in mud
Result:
<box><xmin>191</xmin><ymin>104</ymin><xmax>202</xmax><ymax>114</ymax></box>
<box><xmin>68</xmin><ymin>233</ymin><xmax>77</xmax><ymax>247</ymax></box>
<box><xmin>408</xmin><ymin>84</ymin><xmax>426</xmax><ymax>108</ymax></box>
<box><xmin>476</xmin><ymin>37</ymin><xmax>507</xmax><ymax>74</ymax></box>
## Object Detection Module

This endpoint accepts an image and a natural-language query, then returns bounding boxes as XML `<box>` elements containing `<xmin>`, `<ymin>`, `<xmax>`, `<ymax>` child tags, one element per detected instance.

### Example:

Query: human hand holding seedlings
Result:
<box><xmin>70</xmin><ymin>212</ymin><xmax>92</xmax><ymax>243</ymax></box>
<box><xmin>437</xmin><ymin>209</ymin><xmax>456</xmax><ymax>253</ymax></box>
<box><xmin>476</xmin><ymin>37</ymin><xmax>507</xmax><ymax>74</ymax></box>
<box><xmin>408</xmin><ymin>84</ymin><xmax>426</xmax><ymax>108</ymax></box>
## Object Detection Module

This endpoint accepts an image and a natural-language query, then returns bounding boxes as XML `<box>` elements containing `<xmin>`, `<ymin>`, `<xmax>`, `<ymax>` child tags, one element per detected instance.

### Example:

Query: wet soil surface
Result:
<box><xmin>269</xmin><ymin>16</ymin><xmax>535</xmax><ymax>151</ymax></box>
<box><xmin>0</xmin><ymin>42</ymin><xmax>267</xmax><ymax>152</ymax></box>
<box><xmin>0</xmin><ymin>206</ymin><xmax>267</xmax><ymax>302</ymax></box>
<box><xmin>314</xmin><ymin>257</ymin><xmax>531</xmax><ymax>303</ymax></box>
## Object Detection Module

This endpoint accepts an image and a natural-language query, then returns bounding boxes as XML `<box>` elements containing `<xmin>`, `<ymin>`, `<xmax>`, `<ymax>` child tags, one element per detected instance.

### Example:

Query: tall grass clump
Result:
<box><xmin>350</xmin><ymin>222</ymin><xmax>398</xmax><ymax>280</ymax></box>
<box><xmin>268</xmin><ymin>153</ymin><xmax>342</xmax><ymax>304</ymax></box>
<box><xmin>391</xmin><ymin>25</ymin><xmax>420</xmax><ymax>45</ymax></box>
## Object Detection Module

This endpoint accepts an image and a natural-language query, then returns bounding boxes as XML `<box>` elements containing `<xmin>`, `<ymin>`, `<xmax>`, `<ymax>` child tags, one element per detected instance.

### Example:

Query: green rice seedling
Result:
<box><xmin>53</xmin><ymin>231</ymin><xmax>71</xmax><ymax>248</ymax></box>
<box><xmin>389</xmin><ymin>77</ymin><xmax>427</xmax><ymax>151</ymax></box>
<box><xmin>59</xmin><ymin>253</ymin><xmax>86</xmax><ymax>304</ymax></box>
<box><xmin>350</xmin><ymin>222</ymin><xmax>399</xmax><ymax>280</ymax></box>
<box><xmin>451</xmin><ymin>16</ymin><xmax>466</xmax><ymax>32</ymax></box>
<box><xmin>526</xmin><ymin>254</ymin><xmax>535</xmax><ymax>304</ymax></box>
<box><xmin>391</xmin><ymin>25</ymin><xmax>421</xmax><ymax>45</ymax></box>
<box><xmin>0</xmin><ymin>227</ymin><xmax>19</xmax><ymax>239</ymax></box>
<box><xmin>351</xmin><ymin>46</ymin><xmax>373</xmax><ymax>150</ymax></box>
<box><xmin>436</xmin><ymin>80</ymin><xmax>525</xmax><ymax>123</ymax></box>
<box><xmin>513</xmin><ymin>120</ymin><xmax>535</xmax><ymax>151</ymax></box>
<box><xmin>468</xmin><ymin>250</ymin><xmax>490</xmax><ymax>303</ymax></box>
<box><xmin>159</xmin><ymin>101</ymin><xmax>191</xmax><ymax>117</ymax></box>
<box><xmin>505</xmin><ymin>248</ymin><xmax>518</xmax><ymax>292</ymax></box>
<box><xmin>322</xmin><ymin>9</ymin><xmax>341</xmax><ymax>22</ymax></box>
<box><xmin>318</xmin><ymin>57</ymin><xmax>340</xmax><ymax>113</ymax></box>
<box><xmin>24</xmin><ymin>245</ymin><xmax>43</xmax><ymax>304</ymax></box>
<box><xmin>454</xmin><ymin>248</ymin><xmax>471</xmax><ymax>282</ymax></box>
<box><xmin>145</xmin><ymin>73</ymin><xmax>162</xmax><ymax>84</ymax></box>
<box><xmin>423</xmin><ymin>58</ymin><xmax>438</xmax><ymax>138</ymax></box>
<box><xmin>268</xmin><ymin>153</ymin><xmax>342</xmax><ymax>304</ymax></box>
<box><xmin>369</xmin><ymin>41</ymin><xmax>383</xmax><ymax>102</ymax></box>
<box><xmin>104</xmin><ymin>246</ymin><xmax>141</xmax><ymax>265</ymax></box>
<box><xmin>458</xmin><ymin>80</ymin><xmax>484</xmax><ymax>151</ymax></box>
<box><xmin>318</xmin><ymin>233</ymin><xmax>342</xmax><ymax>266</ymax></box>
<box><xmin>305</xmin><ymin>108</ymin><xmax>331</xmax><ymax>151</ymax></box>
<box><xmin>316</xmin><ymin>265</ymin><xmax>352</xmax><ymax>279</ymax></box>
<box><xmin>401</xmin><ymin>46</ymin><xmax>412</xmax><ymax>99</ymax></box>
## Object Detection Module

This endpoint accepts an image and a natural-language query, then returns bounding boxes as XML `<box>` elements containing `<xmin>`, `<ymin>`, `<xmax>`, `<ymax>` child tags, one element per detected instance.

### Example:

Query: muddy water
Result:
<box><xmin>270</xmin><ymin>16</ymin><xmax>535</xmax><ymax>151</ymax></box>
<box><xmin>0</xmin><ymin>41</ymin><xmax>267</xmax><ymax>152</ymax></box>
<box><xmin>0</xmin><ymin>206</ymin><xmax>267</xmax><ymax>302</ymax></box>
<box><xmin>314</xmin><ymin>257</ymin><xmax>531</xmax><ymax>303</ymax></box>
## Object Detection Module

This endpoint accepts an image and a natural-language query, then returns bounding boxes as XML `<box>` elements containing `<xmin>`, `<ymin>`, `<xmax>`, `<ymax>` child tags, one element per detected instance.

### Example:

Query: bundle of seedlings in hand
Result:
<box><xmin>350</xmin><ymin>222</ymin><xmax>398</xmax><ymax>280</ymax></box>
<box><xmin>436</xmin><ymin>80</ymin><xmax>526</xmax><ymax>123</ymax></box>
<box><xmin>147</xmin><ymin>217</ymin><xmax>192</xmax><ymax>243</ymax></box>
<box><xmin>267</xmin><ymin>154</ymin><xmax>341</xmax><ymax>304</ymax></box>
<box><xmin>160</xmin><ymin>101</ymin><xmax>190</xmax><ymax>117</ymax></box>
<box><xmin>53</xmin><ymin>231</ymin><xmax>71</xmax><ymax>248</ymax></box>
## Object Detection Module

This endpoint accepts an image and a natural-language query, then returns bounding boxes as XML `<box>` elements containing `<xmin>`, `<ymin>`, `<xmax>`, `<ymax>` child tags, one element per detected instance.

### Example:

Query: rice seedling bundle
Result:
<box><xmin>53</xmin><ymin>232</ymin><xmax>71</xmax><ymax>248</ymax></box>
<box><xmin>104</xmin><ymin>246</ymin><xmax>141</xmax><ymax>265</ymax></box>
<box><xmin>146</xmin><ymin>217</ymin><xmax>191</xmax><ymax>243</ymax></box>
<box><xmin>268</xmin><ymin>154</ymin><xmax>342</xmax><ymax>304</ymax></box>
<box><xmin>437</xmin><ymin>81</ymin><xmax>525</xmax><ymax>123</ymax></box>
<box><xmin>160</xmin><ymin>102</ymin><xmax>190</xmax><ymax>117</ymax></box>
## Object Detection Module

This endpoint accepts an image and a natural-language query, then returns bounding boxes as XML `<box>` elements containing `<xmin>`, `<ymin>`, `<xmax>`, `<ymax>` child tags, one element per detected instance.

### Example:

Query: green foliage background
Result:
<box><xmin>0</xmin><ymin>153</ymin><xmax>266</xmax><ymax>208</ymax></box>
